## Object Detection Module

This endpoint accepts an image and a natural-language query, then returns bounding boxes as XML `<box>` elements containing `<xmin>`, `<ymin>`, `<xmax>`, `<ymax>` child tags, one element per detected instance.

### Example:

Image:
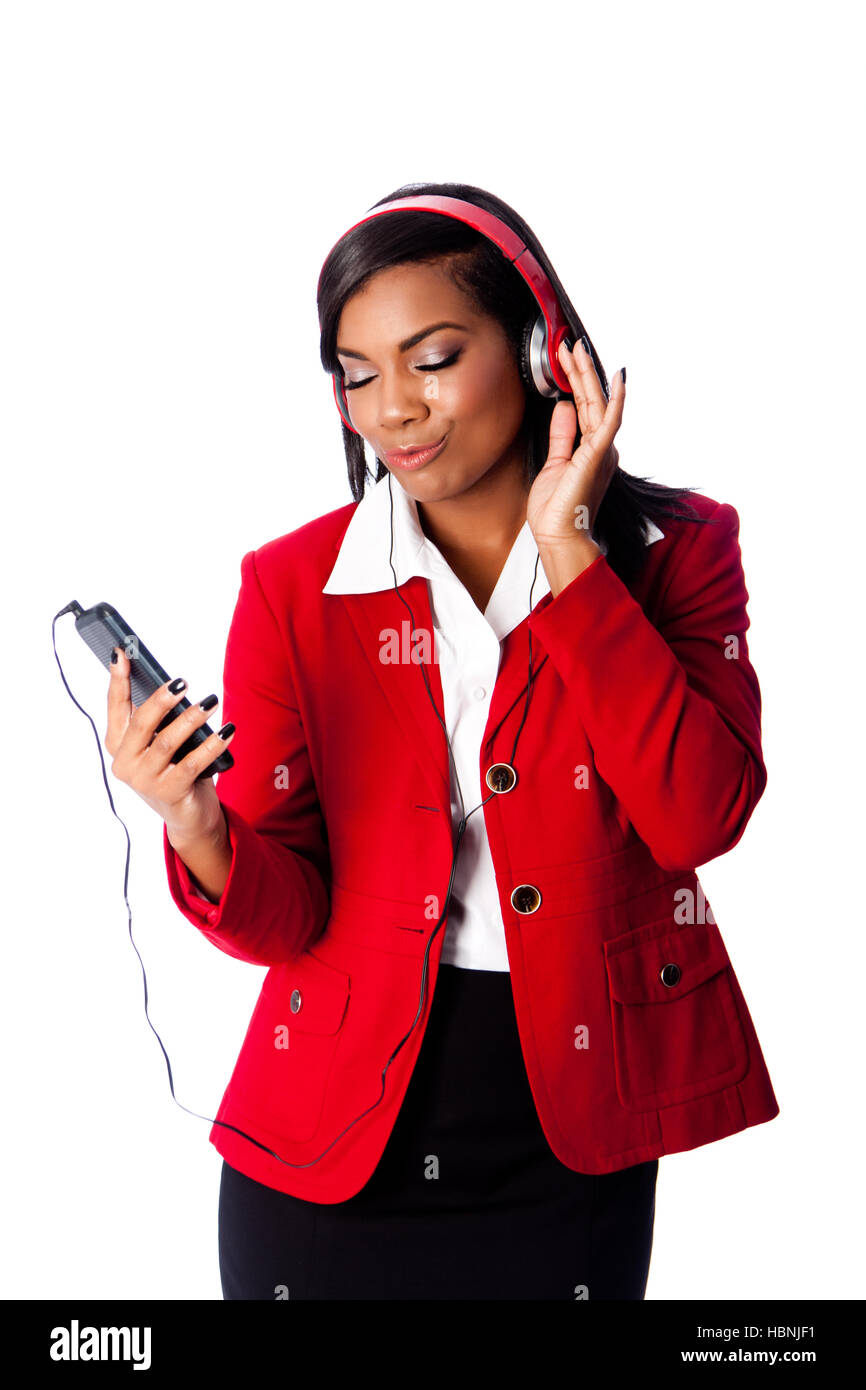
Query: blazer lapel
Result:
<box><xmin>481</xmin><ymin>615</ymin><xmax>550</xmax><ymax>759</ymax></box>
<box><xmin>339</xmin><ymin>576</ymin><xmax>452</xmax><ymax>811</ymax></box>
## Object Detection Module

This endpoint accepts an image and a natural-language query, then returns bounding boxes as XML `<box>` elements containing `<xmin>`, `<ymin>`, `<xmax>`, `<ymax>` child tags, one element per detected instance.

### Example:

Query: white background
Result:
<box><xmin>2</xmin><ymin>0</ymin><xmax>862</xmax><ymax>1300</ymax></box>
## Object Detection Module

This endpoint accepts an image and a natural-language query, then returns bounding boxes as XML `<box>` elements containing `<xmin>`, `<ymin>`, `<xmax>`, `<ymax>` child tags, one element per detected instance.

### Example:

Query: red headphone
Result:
<box><xmin>318</xmin><ymin>194</ymin><xmax>584</xmax><ymax>435</ymax></box>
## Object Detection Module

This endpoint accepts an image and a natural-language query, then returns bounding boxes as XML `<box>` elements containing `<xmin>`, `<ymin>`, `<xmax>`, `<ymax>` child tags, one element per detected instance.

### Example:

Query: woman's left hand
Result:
<box><xmin>526</xmin><ymin>338</ymin><xmax>625</xmax><ymax>553</ymax></box>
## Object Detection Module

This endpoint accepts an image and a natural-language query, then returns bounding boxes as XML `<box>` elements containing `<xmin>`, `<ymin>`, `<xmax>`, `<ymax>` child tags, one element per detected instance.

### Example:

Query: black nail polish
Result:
<box><xmin>218</xmin><ymin>722</ymin><xmax>235</xmax><ymax>740</ymax></box>
<box><xmin>580</xmin><ymin>335</ymin><xmax>591</xmax><ymax>356</ymax></box>
<box><xmin>110</xmin><ymin>648</ymin><xmax>118</xmax><ymax>665</ymax></box>
<box><xmin>621</xmin><ymin>366</ymin><xmax>626</xmax><ymax>384</ymax></box>
<box><xmin>199</xmin><ymin>693</ymin><xmax>218</xmax><ymax>712</ymax></box>
<box><xmin>168</xmin><ymin>677</ymin><xmax>187</xmax><ymax>694</ymax></box>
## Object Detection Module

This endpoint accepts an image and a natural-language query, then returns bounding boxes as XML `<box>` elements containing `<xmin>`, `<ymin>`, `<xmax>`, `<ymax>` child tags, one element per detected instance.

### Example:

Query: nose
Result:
<box><xmin>377</xmin><ymin>368</ymin><xmax>429</xmax><ymax>429</ymax></box>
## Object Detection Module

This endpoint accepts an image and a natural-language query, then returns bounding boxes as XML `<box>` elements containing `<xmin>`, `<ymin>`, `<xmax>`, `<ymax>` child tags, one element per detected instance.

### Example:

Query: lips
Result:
<box><xmin>382</xmin><ymin>434</ymin><xmax>448</xmax><ymax>470</ymax></box>
<box><xmin>392</xmin><ymin>436</ymin><xmax>444</xmax><ymax>453</ymax></box>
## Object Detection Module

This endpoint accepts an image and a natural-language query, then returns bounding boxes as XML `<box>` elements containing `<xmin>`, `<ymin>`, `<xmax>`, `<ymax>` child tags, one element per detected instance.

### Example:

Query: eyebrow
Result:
<box><xmin>336</xmin><ymin>320</ymin><xmax>470</xmax><ymax>360</ymax></box>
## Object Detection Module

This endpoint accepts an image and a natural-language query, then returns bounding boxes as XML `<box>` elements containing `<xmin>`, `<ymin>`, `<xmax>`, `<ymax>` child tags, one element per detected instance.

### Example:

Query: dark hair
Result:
<box><xmin>317</xmin><ymin>180</ymin><xmax>710</xmax><ymax>585</ymax></box>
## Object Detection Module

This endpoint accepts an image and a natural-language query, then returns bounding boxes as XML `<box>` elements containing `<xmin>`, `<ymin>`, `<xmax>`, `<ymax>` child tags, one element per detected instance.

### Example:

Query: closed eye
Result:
<box><xmin>343</xmin><ymin>348</ymin><xmax>463</xmax><ymax>392</ymax></box>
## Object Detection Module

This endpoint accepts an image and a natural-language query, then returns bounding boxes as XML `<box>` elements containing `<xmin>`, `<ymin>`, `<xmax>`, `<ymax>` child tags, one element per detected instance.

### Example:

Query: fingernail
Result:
<box><xmin>168</xmin><ymin>677</ymin><xmax>187</xmax><ymax>694</ymax></box>
<box><xmin>218</xmin><ymin>722</ymin><xmax>235</xmax><ymax>740</ymax></box>
<box><xmin>110</xmin><ymin>648</ymin><xmax>118</xmax><ymax>665</ymax></box>
<box><xmin>199</xmin><ymin>693</ymin><xmax>219</xmax><ymax>712</ymax></box>
<box><xmin>621</xmin><ymin>366</ymin><xmax>626</xmax><ymax>384</ymax></box>
<box><xmin>580</xmin><ymin>335</ymin><xmax>591</xmax><ymax>356</ymax></box>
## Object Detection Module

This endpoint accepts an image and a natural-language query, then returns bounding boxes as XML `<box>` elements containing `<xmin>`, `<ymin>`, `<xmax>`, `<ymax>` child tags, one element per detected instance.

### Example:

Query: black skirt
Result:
<box><xmin>218</xmin><ymin>963</ymin><xmax>658</xmax><ymax>1300</ymax></box>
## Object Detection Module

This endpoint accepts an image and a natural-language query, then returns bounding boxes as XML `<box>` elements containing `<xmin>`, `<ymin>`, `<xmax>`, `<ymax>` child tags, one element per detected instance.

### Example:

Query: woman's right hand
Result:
<box><xmin>104</xmin><ymin>646</ymin><xmax>236</xmax><ymax>847</ymax></box>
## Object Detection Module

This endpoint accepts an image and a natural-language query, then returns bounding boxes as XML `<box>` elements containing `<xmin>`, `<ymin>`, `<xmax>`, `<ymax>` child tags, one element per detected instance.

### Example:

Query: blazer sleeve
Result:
<box><xmin>163</xmin><ymin>547</ymin><xmax>331</xmax><ymax>966</ymax></box>
<box><xmin>527</xmin><ymin>501</ymin><xmax>767</xmax><ymax>871</ymax></box>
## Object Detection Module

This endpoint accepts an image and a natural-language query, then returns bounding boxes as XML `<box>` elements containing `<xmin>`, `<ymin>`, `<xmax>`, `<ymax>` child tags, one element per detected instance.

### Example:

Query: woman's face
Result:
<box><xmin>335</xmin><ymin>260</ymin><xmax>529</xmax><ymax>503</ymax></box>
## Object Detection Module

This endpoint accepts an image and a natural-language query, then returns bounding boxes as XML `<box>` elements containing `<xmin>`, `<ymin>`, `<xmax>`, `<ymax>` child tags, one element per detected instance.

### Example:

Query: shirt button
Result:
<box><xmin>660</xmin><ymin>963</ymin><xmax>682</xmax><ymax>987</ymax></box>
<box><xmin>473</xmin><ymin>687</ymin><xmax>486</xmax><ymax>700</ymax></box>
<box><xmin>485</xmin><ymin>762</ymin><xmax>517</xmax><ymax>793</ymax></box>
<box><xmin>510</xmin><ymin>884</ymin><xmax>541</xmax><ymax>914</ymax></box>
<box><xmin>206</xmin><ymin>908</ymin><xmax>218</xmax><ymax>925</ymax></box>
<box><xmin>290</xmin><ymin>988</ymin><xmax>303</xmax><ymax>1013</ymax></box>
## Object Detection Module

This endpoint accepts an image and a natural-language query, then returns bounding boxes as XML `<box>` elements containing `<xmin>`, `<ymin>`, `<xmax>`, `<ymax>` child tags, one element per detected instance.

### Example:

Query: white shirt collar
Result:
<box><xmin>322</xmin><ymin>472</ymin><xmax>664</xmax><ymax>636</ymax></box>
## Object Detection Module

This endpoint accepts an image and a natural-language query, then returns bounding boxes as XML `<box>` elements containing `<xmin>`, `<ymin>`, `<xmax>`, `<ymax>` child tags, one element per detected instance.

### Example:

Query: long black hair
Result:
<box><xmin>317</xmin><ymin>180</ymin><xmax>711</xmax><ymax>585</ymax></box>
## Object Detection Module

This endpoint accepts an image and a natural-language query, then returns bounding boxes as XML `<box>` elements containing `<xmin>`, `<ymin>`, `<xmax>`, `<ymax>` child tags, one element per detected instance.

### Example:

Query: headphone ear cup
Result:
<box><xmin>519</xmin><ymin>317</ymin><xmax>539</xmax><ymax>393</ymax></box>
<box><xmin>520</xmin><ymin>314</ymin><xmax>571</xmax><ymax>400</ymax></box>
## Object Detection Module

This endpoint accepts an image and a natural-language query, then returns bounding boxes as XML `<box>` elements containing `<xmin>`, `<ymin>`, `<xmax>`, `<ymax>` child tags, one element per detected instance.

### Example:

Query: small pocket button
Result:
<box><xmin>660</xmin><ymin>963</ymin><xmax>682</xmax><ymax>987</ymax></box>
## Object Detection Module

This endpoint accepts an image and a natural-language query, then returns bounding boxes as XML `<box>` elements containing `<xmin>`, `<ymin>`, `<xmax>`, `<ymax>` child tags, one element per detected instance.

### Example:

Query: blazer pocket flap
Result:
<box><xmin>605</xmin><ymin>919</ymin><xmax>730</xmax><ymax>1006</ymax></box>
<box><xmin>263</xmin><ymin>951</ymin><xmax>351</xmax><ymax>1035</ymax></box>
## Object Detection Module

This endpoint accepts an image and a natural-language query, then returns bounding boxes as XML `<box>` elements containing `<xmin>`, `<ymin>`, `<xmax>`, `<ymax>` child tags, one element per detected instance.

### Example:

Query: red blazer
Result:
<box><xmin>163</xmin><ymin>489</ymin><xmax>779</xmax><ymax>1203</ymax></box>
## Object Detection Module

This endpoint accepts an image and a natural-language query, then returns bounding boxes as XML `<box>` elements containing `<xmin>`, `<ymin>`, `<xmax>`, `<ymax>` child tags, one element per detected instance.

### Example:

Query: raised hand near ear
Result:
<box><xmin>527</xmin><ymin>338</ymin><xmax>625</xmax><ymax>595</ymax></box>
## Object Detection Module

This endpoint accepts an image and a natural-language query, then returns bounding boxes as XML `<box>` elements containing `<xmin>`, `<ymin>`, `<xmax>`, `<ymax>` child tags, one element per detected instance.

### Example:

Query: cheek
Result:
<box><xmin>446</xmin><ymin>355</ymin><xmax>525</xmax><ymax>427</ymax></box>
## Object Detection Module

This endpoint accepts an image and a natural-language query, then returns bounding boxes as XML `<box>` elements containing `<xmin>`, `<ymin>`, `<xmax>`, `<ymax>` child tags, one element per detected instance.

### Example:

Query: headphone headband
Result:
<box><xmin>319</xmin><ymin>194</ymin><xmax>578</xmax><ymax>432</ymax></box>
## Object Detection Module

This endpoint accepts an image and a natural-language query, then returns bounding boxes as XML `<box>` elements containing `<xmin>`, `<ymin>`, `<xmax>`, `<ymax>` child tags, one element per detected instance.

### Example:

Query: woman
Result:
<box><xmin>104</xmin><ymin>181</ymin><xmax>779</xmax><ymax>1300</ymax></box>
